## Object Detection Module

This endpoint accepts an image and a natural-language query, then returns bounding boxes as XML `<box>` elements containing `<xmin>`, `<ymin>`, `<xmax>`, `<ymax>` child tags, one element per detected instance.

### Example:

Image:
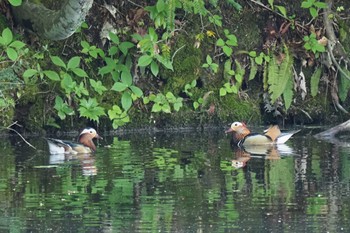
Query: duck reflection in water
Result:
<box><xmin>231</xmin><ymin>143</ymin><xmax>294</xmax><ymax>168</ymax></box>
<box><xmin>49</xmin><ymin>153</ymin><xmax>97</xmax><ymax>176</ymax></box>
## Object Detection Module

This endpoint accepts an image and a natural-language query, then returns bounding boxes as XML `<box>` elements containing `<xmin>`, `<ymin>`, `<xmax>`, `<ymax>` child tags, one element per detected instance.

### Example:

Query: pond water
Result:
<box><xmin>0</xmin><ymin>126</ymin><xmax>350</xmax><ymax>232</ymax></box>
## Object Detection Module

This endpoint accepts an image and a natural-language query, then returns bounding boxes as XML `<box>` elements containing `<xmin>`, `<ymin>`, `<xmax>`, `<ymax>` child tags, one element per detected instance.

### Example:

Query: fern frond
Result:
<box><xmin>339</xmin><ymin>67</ymin><xmax>350</xmax><ymax>102</ymax></box>
<box><xmin>283</xmin><ymin>75</ymin><xmax>294</xmax><ymax>110</ymax></box>
<box><xmin>268</xmin><ymin>45</ymin><xmax>294</xmax><ymax>104</ymax></box>
<box><xmin>248</xmin><ymin>57</ymin><xmax>258</xmax><ymax>81</ymax></box>
<box><xmin>166</xmin><ymin>0</ymin><xmax>176</xmax><ymax>31</ymax></box>
<box><xmin>310</xmin><ymin>66</ymin><xmax>322</xmax><ymax>97</ymax></box>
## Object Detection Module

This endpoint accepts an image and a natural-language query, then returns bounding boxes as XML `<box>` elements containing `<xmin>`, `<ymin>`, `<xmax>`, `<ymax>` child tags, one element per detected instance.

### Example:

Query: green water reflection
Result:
<box><xmin>0</xmin><ymin>129</ymin><xmax>350</xmax><ymax>232</ymax></box>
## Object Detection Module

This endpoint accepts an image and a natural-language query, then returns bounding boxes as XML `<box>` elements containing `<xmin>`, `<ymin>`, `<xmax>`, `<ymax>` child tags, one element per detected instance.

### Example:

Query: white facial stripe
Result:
<box><xmin>80</xmin><ymin>128</ymin><xmax>96</xmax><ymax>136</ymax></box>
<box><xmin>231</xmin><ymin>122</ymin><xmax>243</xmax><ymax>128</ymax></box>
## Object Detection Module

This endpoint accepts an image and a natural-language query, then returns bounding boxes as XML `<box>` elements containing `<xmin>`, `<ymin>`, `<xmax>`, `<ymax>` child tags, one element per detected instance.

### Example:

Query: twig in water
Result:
<box><xmin>5</xmin><ymin>122</ymin><xmax>37</xmax><ymax>150</ymax></box>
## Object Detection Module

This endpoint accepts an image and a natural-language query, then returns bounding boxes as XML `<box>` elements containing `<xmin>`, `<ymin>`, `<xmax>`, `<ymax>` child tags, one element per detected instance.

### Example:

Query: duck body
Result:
<box><xmin>225</xmin><ymin>122</ymin><xmax>299</xmax><ymax>147</ymax></box>
<box><xmin>46</xmin><ymin>127</ymin><xmax>101</xmax><ymax>154</ymax></box>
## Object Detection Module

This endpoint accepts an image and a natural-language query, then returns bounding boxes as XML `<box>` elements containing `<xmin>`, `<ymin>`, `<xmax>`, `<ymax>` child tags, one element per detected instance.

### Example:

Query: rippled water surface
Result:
<box><xmin>1</xmin><ymin>127</ymin><xmax>350</xmax><ymax>232</ymax></box>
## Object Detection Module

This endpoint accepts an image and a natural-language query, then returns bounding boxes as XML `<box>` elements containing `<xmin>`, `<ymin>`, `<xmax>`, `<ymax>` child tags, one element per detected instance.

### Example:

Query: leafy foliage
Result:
<box><xmin>267</xmin><ymin>46</ymin><xmax>294</xmax><ymax>109</ymax></box>
<box><xmin>310</xmin><ymin>67</ymin><xmax>322</xmax><ymax>97</ymax></box>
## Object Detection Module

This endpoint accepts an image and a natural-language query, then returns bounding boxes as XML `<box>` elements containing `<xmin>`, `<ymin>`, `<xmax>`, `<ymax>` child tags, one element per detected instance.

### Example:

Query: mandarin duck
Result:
<box><xmin>46</xmin><ymin>127</ymin><xmax>102</xmax><ymax>154</ymax></box>
<box><xmin>225</xmin><ymin>122</ymin><xmax>300</xmax><ymax>147</ymax></box>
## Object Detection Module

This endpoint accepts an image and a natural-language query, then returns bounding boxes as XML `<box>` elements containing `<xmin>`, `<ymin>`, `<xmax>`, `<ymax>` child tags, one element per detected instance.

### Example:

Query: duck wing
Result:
<box><xmin>46</xmin><ymin>138</ymin><xmax>78</xmax><ymax>154</ymax></box>
<box><xmin>240</xmin><ymin>133</ymin><xmax>273</xmax><ymax>146</ymax></box>
<box><xmin>276</xmin><ymin>130</ymin><xmax>301</xmax><ymax>144</ymax></box>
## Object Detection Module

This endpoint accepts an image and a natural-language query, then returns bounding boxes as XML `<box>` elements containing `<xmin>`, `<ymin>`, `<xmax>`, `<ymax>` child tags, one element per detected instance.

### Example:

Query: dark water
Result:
<box><xmin>0</xmin><ymin>127</ymin><xmax>350</xmax><ymax>232</ymax></box>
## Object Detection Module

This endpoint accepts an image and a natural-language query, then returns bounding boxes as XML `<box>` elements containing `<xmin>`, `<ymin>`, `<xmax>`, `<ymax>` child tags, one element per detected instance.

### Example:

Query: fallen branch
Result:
<box><xmin>314</xmin><ymin>119</ymin><xmax>350</xmax><ymax>138</ymax></box>
<box><xmin>4</xmin><ymin>122</ymin><xmax>37</xmax><ymax>150</ymax></box>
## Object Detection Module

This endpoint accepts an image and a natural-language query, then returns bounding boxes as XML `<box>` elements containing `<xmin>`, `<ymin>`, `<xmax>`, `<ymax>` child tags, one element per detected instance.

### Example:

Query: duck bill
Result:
<box><xmin>225</xmin><ymin>128</ymin><xmax>234</xmax><ymax>134</ymax></box>
<box><xmin>95</xmin><ymin>134</ymin><xmax>103</xmax><ymax>140</ymax></box>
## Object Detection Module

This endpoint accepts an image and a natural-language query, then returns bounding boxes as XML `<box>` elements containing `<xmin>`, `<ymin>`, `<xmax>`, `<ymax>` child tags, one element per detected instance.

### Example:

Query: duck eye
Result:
<box><xmin>90</xmin><ymin>131</ymin><xmax>93</xmax><ymax>134</ymax></box>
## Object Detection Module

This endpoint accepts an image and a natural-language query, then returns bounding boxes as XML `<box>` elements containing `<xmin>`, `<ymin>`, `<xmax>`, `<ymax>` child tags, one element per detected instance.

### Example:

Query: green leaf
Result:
<box><xmin>111</xmin><ymin>82</ymin><xmax>128</xmax><ymax>92</ymax></box>
<box><xmin>226</xmin><ymin>35</ymin><xmax>238</xmax><ymax>46</ymax></box>
<box><xmin>90</xmin><ymin>79</ymin><xmax>107</xmax><ymax>95</ymax></box>
<box><xmin>121</xmin><ymin>92</ymin><xmax>132</xmax><ymax>111</ymax></box>
<box><xmin>156</xmin><ymin>0</ymin><xmax>165</xmax><ymax>12</ymax></box>
<box><xmin>67</xmin><ymin>56</ymin><xmax>80</xmax><ymax>69</ymax></box>
<box><xmin>78</xmin><ymin>98</ymin><xmax>105</xmax><ymax>122</ymax></box>
<box><xmin>249</xmin><ymin>51</ymin><xmax>257</xmax><ymax>57</ymax></box>
<box><xmin>119</xmin><ymin>41</ymin><xmax>134</xmax><ymax>55</ymax></box>
<box><xmin>8</xmin><ymin>0</ymin><xmax>22</xmax><ymax>6</ymax></box>
<box><xmin>121</xmin><ymin>70</ymin><xmax>133</xmax><ymax>86</ymax></box>
<box><xmin>162</xmin><ymin>104</ymin><xmax>171</xmax><ymax>113</ymax></box>
<box><xmin>339</xmin><ymin>69</ymin><xmax>350</xmax><ymax>101</ymax></box>
<box><xmin>54</xmin><ymin>96</ymin><xmax>74</xmax><ymax>120</ymax></box>
<box><xmin>151</xmin><ymin>61</ymin><xmax>159</xmax><ymax>76</ymax></box>
<box><xmin>51</xmin><ymin>56</ymin><xmax>66</xmax><ymax>69</ymax></box>
<box><xmin>23</xmin><ymin>69</ymin><xmax>38</xmax><ymax>78</ymax></box>
<box><xmin>220</xmin><ymin>88</ymin><xmax>227</xmax><ymax>96</ymax></box>
<box><xmin>268</xmin><ymin>0</ymin><xmax>274</xmax><ymax>9</ymax></box>
<box><xmin>130</xmin><ymin>86</ymin><xmax>143</xmax><ymax>97</ymax></box>
<box><xmin>223</xmin><ymin>46</ymin><xmax>233</xmax><ymax>57</ymax></box>
<box><xmin>2</xmin><ymin>28</ymin><xmax>13</xmax><ymax>45</ymax></box>
<box><xmin>71</xmin><ymin>67</ymin><xmax>88</xmax><ymax>77</ymax></box>
<box><xmin>301</xmin><ymin>0</ymin><xmax>314</xmax><ymax>8</ymax></box>
<box><xmin>43</xmin><ymin>70</ymin><xmax>60</xmax><ymax>81</ymax></box>
<box><xmin>310</xmin><ymin>7</ymin><xmax>318</xmax><ymax>18</ymax></box>
<box><xmin>216</xmin><ymin>38</ymin><xmax>225</xmax><ymax>47</ymax></box>
<box><xmin>9</xmin><ymin>40</ymin><xmax>26</xmax><ymax>49</ymax></box>
<box><xmin>108</xmin><ymin>46</ymin><xmax>119</xmax><ymax>56</ymax></box>
<box><xmin>152</xmin><ymin>103</ymin><xmax>162</xmax><ymax>112</ymax></box>
<box><xmin>109</xmin><ymin>32</ymin><xmax>120</xmax><ymax>44</ymax></box>
<box><xmin>276</xmin><ymin>5</ymin><xmax>287</xmax><ymax>17</ymax></box>
<box><xmin>310</xmin><ymin>67</ymin><xmax>322</xmax><ymax>97</ymax></box>
<box><xmin>6</xmin><ymin>47</ymin><xmax>18</xmax><ymax>61</ymax></box>
<box><xmin>138</xmin><ymin>55</ymin><xmax>153</xmax><ymax>67</ymax></box>
<box><xmin>206</xmin><ymin>55</ymin><xmax>212</xmax><ymax>64</ymax></box>
<box><xmin>314</xmin><ymin>1</ymin><xmax>327</xmax><ymax>8</ymax></box>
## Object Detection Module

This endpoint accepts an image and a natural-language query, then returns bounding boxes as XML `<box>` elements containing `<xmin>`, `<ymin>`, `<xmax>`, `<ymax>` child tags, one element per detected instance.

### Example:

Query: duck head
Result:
<box><xmin>225</xmin><ymin>122</ymin><xmax>251</xmax><ymax>143</ymax></box>
<box><xmin>78</xmin><ymin>128</ymin><xmax>102</xmax><ymax>152</ymax></box>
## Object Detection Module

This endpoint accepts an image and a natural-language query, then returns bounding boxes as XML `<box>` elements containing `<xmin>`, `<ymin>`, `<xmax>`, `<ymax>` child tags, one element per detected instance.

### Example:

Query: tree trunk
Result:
<box><xmin>12</xmin><ymin>0</ymin><xmax>94</xmax><ymax>40</ymax></box>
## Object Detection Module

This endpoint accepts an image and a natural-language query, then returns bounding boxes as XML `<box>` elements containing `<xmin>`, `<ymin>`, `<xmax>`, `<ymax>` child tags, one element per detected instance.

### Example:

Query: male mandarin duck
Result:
<box><xmin>225</xmin><ymin>122</ymin><xmax>300</xmax><ymax>147</ymax></box>
<box><xmin>46</xmin><ymin>127</ymin><xmax>102</xmax><ymax>154</ymax></box>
